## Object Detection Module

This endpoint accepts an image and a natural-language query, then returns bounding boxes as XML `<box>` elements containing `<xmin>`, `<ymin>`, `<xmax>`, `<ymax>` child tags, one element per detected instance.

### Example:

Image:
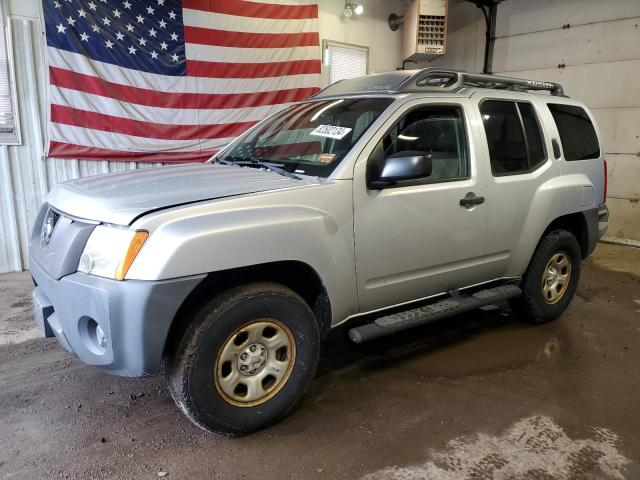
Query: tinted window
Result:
<box><xmin>548</xmin><ymin>104</ymin><xmax>600</xmax><ymax>161</ymax></box>
<box><xmin>480</xmin><ymin>101</ymin><xmax>528</xmax><ymax>174</ymax></box>
<box><xmin>518</xmin><ymin>102</ymin><xmax>545</xmax><ymax>168</ymax></box>
<box><xmin>368</xmin><ymin>106</ymin><xmax>468</xmax><ymax>184</ymax></box>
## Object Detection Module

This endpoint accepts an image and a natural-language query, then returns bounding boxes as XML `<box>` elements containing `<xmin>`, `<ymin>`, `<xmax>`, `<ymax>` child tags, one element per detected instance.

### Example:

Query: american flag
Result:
<box><xmin>42</xmin><ymin>0</ymin><xmax>321</xmax><ymax>162</ymax></box>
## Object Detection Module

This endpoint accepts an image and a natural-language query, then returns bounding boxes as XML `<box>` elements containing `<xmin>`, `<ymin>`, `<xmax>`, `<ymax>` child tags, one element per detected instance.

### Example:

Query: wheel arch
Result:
<box><xmin>163</xmin><ymin>260</ymin><xmax>332</xmax><ymax>359</ymax></box>
<box><xmin>541</xmin><ymin>211</ymin><xmax>590</xmax><ymax>259</ymax></box>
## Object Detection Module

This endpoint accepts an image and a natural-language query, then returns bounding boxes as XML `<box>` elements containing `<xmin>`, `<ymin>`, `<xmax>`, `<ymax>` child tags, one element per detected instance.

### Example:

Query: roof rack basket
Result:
<box><xmin>400</xmin><ymin>69</ymin><xmax>565</xmax><ymax>96</ymax></box>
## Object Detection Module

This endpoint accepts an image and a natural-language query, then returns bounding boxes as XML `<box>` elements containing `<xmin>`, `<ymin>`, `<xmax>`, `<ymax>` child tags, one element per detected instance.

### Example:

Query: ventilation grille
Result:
<box><xmin>417</xmin><ymin>15</ymin><xmax>446</xmax><ymax>54</ymax></box>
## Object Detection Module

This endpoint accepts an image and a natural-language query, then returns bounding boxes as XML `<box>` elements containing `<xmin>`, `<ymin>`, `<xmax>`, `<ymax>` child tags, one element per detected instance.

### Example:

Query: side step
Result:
<box><xmin>348</xmin><ymin>284</ymin><xmax>522</xmax><ymax>344</ymax></box>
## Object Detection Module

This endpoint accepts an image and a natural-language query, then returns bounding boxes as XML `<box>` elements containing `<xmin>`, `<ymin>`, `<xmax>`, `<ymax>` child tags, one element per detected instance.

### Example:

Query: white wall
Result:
<box><xmin>415</xmin><ymin>0</ymin><xmax>484</xmax><ymax>72</ymax></box>
<box><xmin>429</xmin><ymin>0</ymin><xmax>640</xmax><ymax>241</ymax></box>
<box><xmin>318</xmin><ymin>0</ymin><xmax>406</xmax><ymax>85</ymax></box>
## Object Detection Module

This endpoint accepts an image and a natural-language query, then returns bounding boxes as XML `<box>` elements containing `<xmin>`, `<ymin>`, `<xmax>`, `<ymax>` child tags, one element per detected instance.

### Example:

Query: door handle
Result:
<box><xmin>460</xmin><ymin>192</ymin><xmax>485</xmax><ymax>207</ymax></box>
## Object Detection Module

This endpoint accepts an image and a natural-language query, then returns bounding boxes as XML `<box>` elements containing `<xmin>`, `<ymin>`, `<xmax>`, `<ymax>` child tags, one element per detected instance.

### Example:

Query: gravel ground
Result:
<box><xmin>0</xmin><ymin>243</ymin><xmax>639</xmax><ymax>479</ymax></box>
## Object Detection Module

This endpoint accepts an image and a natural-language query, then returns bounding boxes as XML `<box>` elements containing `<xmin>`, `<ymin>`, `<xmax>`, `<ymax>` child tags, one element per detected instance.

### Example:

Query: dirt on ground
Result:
<box><xmin>0</xmin><ymin>243</ymin><xmax>639</xmax><ymax>479</ymax></box>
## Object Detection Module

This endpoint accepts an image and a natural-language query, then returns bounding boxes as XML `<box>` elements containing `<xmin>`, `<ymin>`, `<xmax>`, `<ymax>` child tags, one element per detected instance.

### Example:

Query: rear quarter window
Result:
<box><xmin>547</xmin><ymin>104</ymin><xmax>600</xmax><ymax>161</ymax></box>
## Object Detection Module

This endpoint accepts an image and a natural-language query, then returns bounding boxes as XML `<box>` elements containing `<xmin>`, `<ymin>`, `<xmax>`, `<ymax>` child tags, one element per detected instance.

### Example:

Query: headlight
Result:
<box><xmin>78</xmin><ymin>226</ymin><xmax>149</xmax><ymax>280</ymax></box>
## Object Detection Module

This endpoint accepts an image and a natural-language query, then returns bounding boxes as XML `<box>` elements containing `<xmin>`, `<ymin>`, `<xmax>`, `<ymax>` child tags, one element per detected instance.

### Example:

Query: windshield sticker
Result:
<box><xmin>318</xmin><ymin>153</ymin><xmax>336</xmax><ymax>164</ymax></box>
<box><xmin>310</xmin><ymin>125</ymin><xmax>352</xmax><ymax>140</ymax></box>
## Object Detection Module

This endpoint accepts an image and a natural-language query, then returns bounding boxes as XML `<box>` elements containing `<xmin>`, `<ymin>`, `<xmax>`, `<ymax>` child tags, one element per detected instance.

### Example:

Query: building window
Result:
<box><xmin>0</xmin><ymin>1</ymin><xmax>19</xmax><ymax>145</ymax></box>
<box><xmin>324</xmin><ymin>41</ymin><xmax>368</xmax><ymax>84</ymax></box>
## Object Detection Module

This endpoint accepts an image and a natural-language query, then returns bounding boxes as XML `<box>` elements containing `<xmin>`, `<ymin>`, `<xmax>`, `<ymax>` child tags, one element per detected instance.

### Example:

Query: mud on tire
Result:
<box><xmin>165</xmin><ymin>283</ymin><xmax>321</xmax><ymax>436</ymax></box>
<box><xmin>510</xmin><ymin>229</ymin><xmax>581</xmax><ymax>325</ymax></box>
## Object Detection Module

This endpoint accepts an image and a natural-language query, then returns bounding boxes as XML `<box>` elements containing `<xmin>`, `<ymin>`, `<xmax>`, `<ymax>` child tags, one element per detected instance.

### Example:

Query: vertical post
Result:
<box><xmin>475</xmin><ymin>2</ymin><xmax>497</xmax><ymax>74</ymax></box>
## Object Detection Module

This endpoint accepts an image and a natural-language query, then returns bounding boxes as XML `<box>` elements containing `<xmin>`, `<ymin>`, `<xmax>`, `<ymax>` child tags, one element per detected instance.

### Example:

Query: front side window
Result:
<box><xmin>547</xmin><ymin>104</ymin><xmax>600</xmax><ymax>161</ymax></box>
<box><xmin>220</xmin><ymin>98</ymin><xmax>393</xmax><ymax>177</ymax></box>
<box><xmin>368</xmin><ymin>106</ymin><xmax>469</xmax><ymax>184</ymax></box>
<box><xmin>480</xmin><ymin>100</ymin><xmax>546</xmax><ymax>175</ymax></box>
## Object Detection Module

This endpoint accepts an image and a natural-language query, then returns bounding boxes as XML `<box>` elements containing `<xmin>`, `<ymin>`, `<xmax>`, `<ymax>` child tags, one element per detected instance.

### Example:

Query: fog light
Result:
<box><xmin>96</xmin><ymin>324</ymin><xmax>107</xmax><ymax>348</ymax></box>
<box><xmin>80</xmin><ymin>316</ymin><xmax>108</xmax><ymax>355</ymax></box>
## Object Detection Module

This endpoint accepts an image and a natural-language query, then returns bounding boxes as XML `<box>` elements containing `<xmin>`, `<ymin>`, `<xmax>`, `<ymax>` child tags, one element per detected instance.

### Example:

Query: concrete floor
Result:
<box><xmin>0</xmin><ymin>243</ymin><xmax>639</xmax><ymax>480</ymax></box>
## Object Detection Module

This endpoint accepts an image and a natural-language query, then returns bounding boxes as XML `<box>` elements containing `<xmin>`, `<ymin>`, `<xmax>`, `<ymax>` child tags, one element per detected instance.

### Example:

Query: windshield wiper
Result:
<box><xmin>217</xmin><ymin>156</ymin><xmax>301</xmax><ymax>180</ymax></box>
<box><xmin>211</xmin><ymin>157</ymin><xmax>237</xmax><ymax>166</ymax></box>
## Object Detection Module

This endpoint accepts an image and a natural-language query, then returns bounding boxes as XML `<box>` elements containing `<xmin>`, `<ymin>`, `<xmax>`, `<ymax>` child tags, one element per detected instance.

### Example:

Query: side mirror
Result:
<box><xmin>368</xmin><ymin>151</ymin><xmax>432</xmax><ymax>189</ymax></box>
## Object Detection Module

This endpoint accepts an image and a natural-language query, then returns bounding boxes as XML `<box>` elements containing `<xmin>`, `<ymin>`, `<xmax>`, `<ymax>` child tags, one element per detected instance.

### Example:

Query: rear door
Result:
<box><xmin>473</xmin><ymin>92</ymin><xmax>560</xmax><ymax>279</ymax></box>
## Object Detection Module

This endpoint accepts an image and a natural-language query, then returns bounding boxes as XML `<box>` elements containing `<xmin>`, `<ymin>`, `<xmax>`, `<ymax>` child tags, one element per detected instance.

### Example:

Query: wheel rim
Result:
<box><xmin>541</xmin><ymin>251</ymin><xmax>572</xmax><ymax>304</ymax></box>
<box><xmin>214</xmin><ymin>319</ymin><xmax>296</xmax><ymax>407</ymax></box>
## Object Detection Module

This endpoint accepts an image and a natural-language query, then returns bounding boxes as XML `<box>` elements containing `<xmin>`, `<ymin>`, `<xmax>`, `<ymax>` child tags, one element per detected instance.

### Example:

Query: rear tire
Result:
<box><xmin>510</xmin><ymin>229</ymin><xmax>581</xmax><ymax>324</ymax></box>
<box><xmin>165</xmin><ymin>283</ymin><xmax>320</xmax><ymax>435</ymax></box>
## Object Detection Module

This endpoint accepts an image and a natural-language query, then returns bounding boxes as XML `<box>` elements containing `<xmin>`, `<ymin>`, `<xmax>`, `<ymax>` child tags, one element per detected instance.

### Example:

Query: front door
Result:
<box><xmin>353</xmin><ymin>99</ymin><xmax>490</xmax><ymax>313</ymax></box>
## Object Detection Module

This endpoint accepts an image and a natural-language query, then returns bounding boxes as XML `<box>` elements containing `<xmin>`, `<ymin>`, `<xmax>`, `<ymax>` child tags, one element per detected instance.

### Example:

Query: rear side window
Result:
<box><xmin>547</xmin><ymin>104</ymin><xmax>600</xmax><ymax>161</ymax></box>
<box><xmin>480</xmin><ymin>100</ymin><xmax>547</xmax><ymax>175</ymax></box>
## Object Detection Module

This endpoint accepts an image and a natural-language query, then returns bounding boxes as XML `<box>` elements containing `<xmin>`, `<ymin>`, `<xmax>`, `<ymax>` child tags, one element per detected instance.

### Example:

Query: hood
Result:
<box><xmin>47</xmin><ymin>163</ymin><xmax>306</xmax><ymax>225</ymax></box>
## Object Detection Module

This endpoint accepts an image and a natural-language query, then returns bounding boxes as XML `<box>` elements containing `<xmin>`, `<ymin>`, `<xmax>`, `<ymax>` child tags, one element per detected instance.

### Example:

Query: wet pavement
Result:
<box><xmin>0</xmin><ymin>243</ymin><xmax>639</xmax><ymax>479</ymax></box>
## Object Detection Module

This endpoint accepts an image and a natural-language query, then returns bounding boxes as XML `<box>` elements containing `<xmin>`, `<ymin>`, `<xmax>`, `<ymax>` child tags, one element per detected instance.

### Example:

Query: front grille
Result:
<box><xmin>29</xmin><ymin>204</ymin><xmax>96</xmax><ymax>280</ymax></box>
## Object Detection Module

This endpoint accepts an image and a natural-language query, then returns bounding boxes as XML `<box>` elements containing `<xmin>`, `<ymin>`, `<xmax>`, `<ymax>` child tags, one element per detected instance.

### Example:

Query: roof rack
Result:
<box><xmin>312</xmin><ymin>68</ymin><xmax>565</xmax><ymax>99</ymax></box>
<box><xmin>398</xmin><ymin>69</ymin><xmax>565</xmax><ymax>96</ymax></box>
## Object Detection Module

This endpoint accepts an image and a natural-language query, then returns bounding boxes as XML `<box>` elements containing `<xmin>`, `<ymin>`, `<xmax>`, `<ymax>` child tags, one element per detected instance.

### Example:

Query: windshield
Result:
<box><xmin>216</xmin><ymin>97</ymin><xmax>394</xmax><ymax>177</ymax></box>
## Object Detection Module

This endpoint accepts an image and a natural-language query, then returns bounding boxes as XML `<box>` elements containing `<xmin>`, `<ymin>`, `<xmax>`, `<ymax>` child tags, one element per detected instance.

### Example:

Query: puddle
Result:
<box><xmin>319</xmin><ymin>308</ymin><xmax>570</xmax><ymax>381</ymax></box>
<box><xmin>362</xmin><ymin>416</ymin><xmax>630</xmax><ymax>480</ymax></box>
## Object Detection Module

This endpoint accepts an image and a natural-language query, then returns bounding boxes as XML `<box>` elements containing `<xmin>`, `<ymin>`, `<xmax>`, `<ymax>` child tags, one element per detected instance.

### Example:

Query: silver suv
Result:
<box><xmin>30</xmin><ymin>69</ymin><xmax>609</xmax><ymax>434</ymax></box>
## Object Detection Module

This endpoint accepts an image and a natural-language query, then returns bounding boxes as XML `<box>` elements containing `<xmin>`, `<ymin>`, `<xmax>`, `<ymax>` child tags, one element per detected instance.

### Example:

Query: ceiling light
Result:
<box><xmin>344</xmin><ymin>1</ymin><xmax>363</xmax><ymax>18</ymax></box>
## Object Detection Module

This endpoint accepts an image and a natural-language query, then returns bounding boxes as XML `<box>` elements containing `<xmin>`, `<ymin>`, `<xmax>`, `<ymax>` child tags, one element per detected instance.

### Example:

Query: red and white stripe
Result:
<box><xmin>47</xmin><ymin>0</ymin><xmax>321</xmax><ymax>163</ymax></box>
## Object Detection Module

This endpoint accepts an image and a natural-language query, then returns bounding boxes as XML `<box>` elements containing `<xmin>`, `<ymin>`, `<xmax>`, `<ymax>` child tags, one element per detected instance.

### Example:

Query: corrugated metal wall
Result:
<box><xmin>0</xmin><ymin>17</ymin><xmax>162</xmax><ymax>273</ymax></box>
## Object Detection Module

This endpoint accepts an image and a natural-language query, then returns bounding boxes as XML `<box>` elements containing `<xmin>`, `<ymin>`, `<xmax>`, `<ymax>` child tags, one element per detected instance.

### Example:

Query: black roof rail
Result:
<box><xmin>312</xmin><ymin>68</ymin><xmax>565</xmax><ymax>99</ymax></box>
<box><xmin>398</xmin><ymin>68</ymin><xmax>564</xmax><ymax>96</ymax></box>
<box><xmin>398</xmin><ymin>69</ymin><xmax>565</xmax><ymax>96</ymax></box>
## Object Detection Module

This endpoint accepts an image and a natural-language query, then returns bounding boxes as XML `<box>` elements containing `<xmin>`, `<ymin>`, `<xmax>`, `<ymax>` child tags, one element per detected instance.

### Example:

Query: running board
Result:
<box><xmin>348</xmin><ymin>284</ymin><xmax>522</xmax><ymax>344</ymax></box>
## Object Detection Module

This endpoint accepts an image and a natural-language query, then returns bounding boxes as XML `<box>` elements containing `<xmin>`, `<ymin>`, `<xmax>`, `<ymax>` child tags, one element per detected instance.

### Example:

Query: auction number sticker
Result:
<box><xmin>310</xmin><ymin>125</ymin><xmax>352</xmax><ymax>140</ymax></box>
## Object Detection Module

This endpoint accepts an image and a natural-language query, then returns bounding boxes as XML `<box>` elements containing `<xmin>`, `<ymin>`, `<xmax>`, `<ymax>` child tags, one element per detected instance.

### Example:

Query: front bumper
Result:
<box><xmin>30</xmin><ymin>257</ymin><xmax>205</xmax><ymax>377</ymax></box>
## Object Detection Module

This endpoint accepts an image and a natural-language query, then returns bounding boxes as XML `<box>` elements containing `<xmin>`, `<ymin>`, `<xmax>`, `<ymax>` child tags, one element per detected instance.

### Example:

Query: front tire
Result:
<box><xmin>510</xmin><ymin>229</ymin><xmax>581</xmax><ymax>324</ymax></box>
<box><xmin>165</xmin><ymin>283</ymin><xmax>320</xmax><ymax>435</ymax></box>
